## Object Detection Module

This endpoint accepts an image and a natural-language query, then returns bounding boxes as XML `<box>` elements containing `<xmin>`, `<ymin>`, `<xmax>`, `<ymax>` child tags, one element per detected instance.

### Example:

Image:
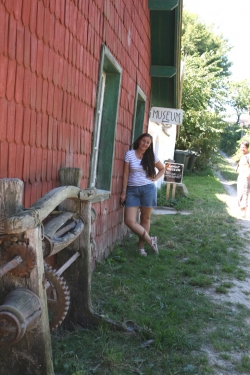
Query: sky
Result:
<box><xmin>183</xmin><ymin>0</ymin><xmax>250</xmax><ymax>83</ymax></box>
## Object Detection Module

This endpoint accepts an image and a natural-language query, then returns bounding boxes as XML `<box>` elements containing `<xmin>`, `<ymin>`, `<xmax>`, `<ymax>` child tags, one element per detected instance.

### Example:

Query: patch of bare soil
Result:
<box><xmin>201</xmin><ymin>152</ymin><xmax>250</xmax><ymax>375</ymax></box>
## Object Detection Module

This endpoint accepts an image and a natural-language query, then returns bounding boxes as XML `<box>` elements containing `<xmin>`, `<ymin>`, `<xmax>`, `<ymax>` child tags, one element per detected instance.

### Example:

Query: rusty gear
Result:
<box><xmin>44</xmin><ymin>264</ymin><xmax>70</xmax><ymax>331</ymax></box>
<box><xmin>3</xmin><ymin>242</ymin><xmax>36</xmax><ymax>277</ymax></box>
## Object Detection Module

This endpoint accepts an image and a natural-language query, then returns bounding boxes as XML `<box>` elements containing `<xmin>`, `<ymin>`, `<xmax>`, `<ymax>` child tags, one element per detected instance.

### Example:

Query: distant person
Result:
<box><xmin>237</xmin><ymin>141</ymin><xmax>250</xmax><ymax>218</ymax></box>
<box><xmin>120</xmin><ymin>133</ymin><xmax>165</xmax><ymax>256</ymax></box>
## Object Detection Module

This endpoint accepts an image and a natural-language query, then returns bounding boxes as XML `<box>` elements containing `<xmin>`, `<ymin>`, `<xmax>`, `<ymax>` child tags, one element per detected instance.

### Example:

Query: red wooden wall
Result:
<box><xmin>0</xmin><ymin>0</ymin><xmax>151</xmax><ymax>262</ymax></box>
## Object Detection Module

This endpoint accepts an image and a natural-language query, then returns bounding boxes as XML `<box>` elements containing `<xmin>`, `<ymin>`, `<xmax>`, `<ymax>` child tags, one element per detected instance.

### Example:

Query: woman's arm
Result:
<box><xmin>120</xmin><ymin>161</ymin><xmax>129</xmax><ymax>202</ymax></box>
<box><xmin>152</xmin><ymin>160</ymin><xmax>165</xmax><ymax>182</ymax></box>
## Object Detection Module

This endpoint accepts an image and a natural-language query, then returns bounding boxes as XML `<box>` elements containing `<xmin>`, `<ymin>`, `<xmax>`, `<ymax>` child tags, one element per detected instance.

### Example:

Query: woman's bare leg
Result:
<box><xmin>124</xmin><ymin>207</ymin><xmax>152</xmax><ymax>247</ymax></box>
<box><xmin>138</xmin><ymin>206</ymin><xmax>153</xmax><ymax>248</ymax></box>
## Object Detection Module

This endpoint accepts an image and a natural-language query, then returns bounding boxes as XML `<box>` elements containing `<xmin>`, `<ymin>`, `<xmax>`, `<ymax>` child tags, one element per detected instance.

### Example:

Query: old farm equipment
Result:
<box><xmin>0</xmin><ymin>168</ymin><xmax>102</xmax><ymax>375</ymax></box>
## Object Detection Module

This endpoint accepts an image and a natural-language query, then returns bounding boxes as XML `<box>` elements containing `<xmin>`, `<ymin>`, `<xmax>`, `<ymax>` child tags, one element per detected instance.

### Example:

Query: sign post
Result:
<box><xmin>164</xmin><ymin>162</ymin><xmax>184</xmax><ymax>199</ymax></box>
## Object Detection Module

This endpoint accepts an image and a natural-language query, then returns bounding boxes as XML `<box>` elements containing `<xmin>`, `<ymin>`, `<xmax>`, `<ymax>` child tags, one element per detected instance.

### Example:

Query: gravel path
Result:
<box><xmin>208</xmin><ymin>151</ymin><xmax>250</xmax><ymax>309</ymax></box>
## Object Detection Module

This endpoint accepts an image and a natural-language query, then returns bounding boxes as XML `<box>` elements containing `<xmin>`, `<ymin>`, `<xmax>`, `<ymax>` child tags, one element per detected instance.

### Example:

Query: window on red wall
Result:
<box><xmin>89</xmin><ymin>45</ymin><xmax>122</xmax><ymax>192</ymax></box>
<box><xmin>131</xmin><ymin>85</ymin><xmax>147</xmax><ymax>146</ymax></box>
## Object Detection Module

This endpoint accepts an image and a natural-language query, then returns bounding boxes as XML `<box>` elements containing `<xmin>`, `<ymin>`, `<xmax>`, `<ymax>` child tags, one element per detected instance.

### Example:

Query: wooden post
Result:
<box><xmin>56</xmin><ymin>168</ymin><xmax>100</xmax><ymax>328</ymax></box>
<box><xmin>0</xmin><ymin>178</ymin><xmax>24</xmax><ymax>219</ymax></box>
<box><xmin>172</xmin><ymin>183</ymin><xmax>176</xmax><ymax>198</ymax></box>
<box><xmin>166</xmin><ymin>183</ymin><xmax>177</xmax><ymax>200</ymax></box>
<box><xmin>166</xmin><ymin>184</ymin><xmax>170</xmax><ymax>200</ymax></box>
<box><xmin>0</xmin><ymin>179</ymin><xmax>54</xmax><ymax>375</ymax></box>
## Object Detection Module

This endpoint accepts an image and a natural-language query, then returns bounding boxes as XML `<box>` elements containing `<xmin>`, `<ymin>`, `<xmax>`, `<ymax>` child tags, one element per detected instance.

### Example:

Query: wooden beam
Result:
<box><xmin>150</xmin><ymin>65</ymin><xmax>176</xmax><ymax>77</ymax></box>
<box><xmin>148</xmin><ymin>0</ymin><xmax>179</xmax><ymax>11</ymax></box>
<box><xmin>3</xmin><ymin>186</ymin><xmax>98</xmax><ymax>234</ymax></box>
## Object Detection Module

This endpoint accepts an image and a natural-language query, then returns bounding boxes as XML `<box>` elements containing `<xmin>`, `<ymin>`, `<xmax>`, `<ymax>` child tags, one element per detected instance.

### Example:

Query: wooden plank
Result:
<box><xmin>148</xmin><ymin>0</ymin><xmax>179</xmax><ymax>11</ymax></box>
<box><xmin>166</xmin><ymin>183</ymin><xmax>170</xmax><ymax>200</ymax></box>
<box><xmin>172</xmin><ymin>183</ymin><xmax>176</xmax><ymax>199</ymax></box>
<box><xmin>150</xmin><ymin>65</ymin><xmax>176</xmax><ymax>78</ymax></box>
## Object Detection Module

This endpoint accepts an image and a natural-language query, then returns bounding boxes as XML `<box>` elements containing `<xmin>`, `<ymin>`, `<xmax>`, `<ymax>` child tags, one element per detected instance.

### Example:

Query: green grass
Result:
<box><xmin>52</xmin><ymin>152</ymin><xmax>250</xmax><ymax>375</ymax></box>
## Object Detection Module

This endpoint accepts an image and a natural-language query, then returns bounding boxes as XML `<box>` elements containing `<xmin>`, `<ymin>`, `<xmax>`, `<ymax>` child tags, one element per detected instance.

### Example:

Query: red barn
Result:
<box><xmin>0</xmin><ymin>0</ymin><xmax>183</xmax><ymax>264</ymax></box>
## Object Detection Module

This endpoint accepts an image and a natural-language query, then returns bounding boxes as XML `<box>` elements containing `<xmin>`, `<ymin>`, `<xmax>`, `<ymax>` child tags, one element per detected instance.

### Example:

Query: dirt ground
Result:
<box><xmin>201</xmin><ymin>152</ymin><xmax>250</xmax><ymax>375</ymax></box>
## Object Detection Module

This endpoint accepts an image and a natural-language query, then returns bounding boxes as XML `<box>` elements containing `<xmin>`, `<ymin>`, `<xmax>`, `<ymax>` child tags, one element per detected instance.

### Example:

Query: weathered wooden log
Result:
<box><xmin>59</xmin><ymin>168</ymin><xmax>82</xmax><ymax>188</ymax></box>
<box><xmin>0</xmin><ymin>288</ymin><xmax>41</xmax><ymax>345</ymax></box>
<box><xmin>0</xmin><ymin>179</ymin><xmax>24</xmax><ymax>219</ymax></box>
<box><xmin>3</xmin><ymin>186</ymin><xmax>97</xmax><ymax>234</ymax></box>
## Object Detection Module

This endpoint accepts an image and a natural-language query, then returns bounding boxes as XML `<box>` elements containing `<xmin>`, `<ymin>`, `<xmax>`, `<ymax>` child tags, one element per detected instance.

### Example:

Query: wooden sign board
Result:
<box><xmin>150</xmin><ymin>107</ymin><xmax>183</xmax><ymax>125</ymax></box>
<box><xmin>164</xmin><ymin>162</ymin><xmax>184</xmax><ymax>184</ymax></box>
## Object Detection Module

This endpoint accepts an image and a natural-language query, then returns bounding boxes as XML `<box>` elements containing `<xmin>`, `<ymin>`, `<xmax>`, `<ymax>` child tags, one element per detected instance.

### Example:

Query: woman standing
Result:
<box><xmin>120</xmin><ymin>133</ymin><xmax>165</xmax><ymax>256</ymax></box>
<box><xmin>237</xmin><ymin>141</ymin><xmax>250</xmax><ymax>218</ymax></box>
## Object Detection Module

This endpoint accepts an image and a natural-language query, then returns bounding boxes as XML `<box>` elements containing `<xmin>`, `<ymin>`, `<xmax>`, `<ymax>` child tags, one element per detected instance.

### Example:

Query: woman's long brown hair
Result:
<box><xmin>132</xmin><ymin>133</ymin><xmax>156</xmax><ymax>178</ymax></box>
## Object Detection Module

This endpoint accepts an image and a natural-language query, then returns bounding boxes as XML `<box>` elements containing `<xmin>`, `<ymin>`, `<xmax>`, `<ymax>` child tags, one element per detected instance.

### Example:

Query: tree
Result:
<box><xmin>177</xmin><ymin>11</ymin><xmax>233</xmax><ymax>168</ymax></box>
<box><xmin>182</xmin><ymin>12</ymin><xmax>232</xmax><ymax>77</ymax></box>
<box><xmin>227</xmin><ymin>80</ymin><xmax>250</xmax><ymax>125</ymax></box>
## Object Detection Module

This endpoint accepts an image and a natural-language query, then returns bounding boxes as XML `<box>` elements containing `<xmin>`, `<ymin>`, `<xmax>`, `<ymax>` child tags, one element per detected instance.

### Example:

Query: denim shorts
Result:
<box><xmin>125</xmin><ymin>184</ymin><xmax>157</xmax><ymax>208</ymax></box>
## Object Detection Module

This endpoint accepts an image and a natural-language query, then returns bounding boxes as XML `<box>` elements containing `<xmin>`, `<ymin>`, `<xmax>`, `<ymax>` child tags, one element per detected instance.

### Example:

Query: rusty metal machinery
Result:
<box><xmin>1</xmin><ymin>242</ymin><xmax>36</xmax><ymax>277</ymax></box>
<box><xmin>44</xmin><ymin>264</ymin><xmax>70</xmax><ymax>331</ymax></box>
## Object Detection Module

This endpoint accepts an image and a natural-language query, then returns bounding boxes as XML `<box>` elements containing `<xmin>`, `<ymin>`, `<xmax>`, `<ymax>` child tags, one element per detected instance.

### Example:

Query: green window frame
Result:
<box><xmin>89</xmin><ymin>45</ymin><xmax>122</xmax><ymax>193</ymax></box>
<box><xmin>131</xmin><ymin>85</ymin><xmax>147</xmax><ymax>146</ymax></box>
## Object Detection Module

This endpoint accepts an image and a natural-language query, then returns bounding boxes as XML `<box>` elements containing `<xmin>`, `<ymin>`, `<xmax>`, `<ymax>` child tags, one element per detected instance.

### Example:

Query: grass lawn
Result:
<box><xmin>52</xmin><ymin>152</ymin><xmax>250</xmax><ymax>375</ymax></box>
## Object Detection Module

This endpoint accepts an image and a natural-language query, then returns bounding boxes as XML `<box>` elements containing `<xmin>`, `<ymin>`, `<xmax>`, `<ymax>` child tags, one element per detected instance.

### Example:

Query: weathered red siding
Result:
<box><xmin>0</xmin><ymin>0</ymin><xmax>151</xmax><ymax>262</ymax></box>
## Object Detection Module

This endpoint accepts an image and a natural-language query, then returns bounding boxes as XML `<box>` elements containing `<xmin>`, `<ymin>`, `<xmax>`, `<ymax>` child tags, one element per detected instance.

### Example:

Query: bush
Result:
<box><xmin>220</xmin><ymin>123</ymin><xmax>241</xmax><ymax>156</ymax></box>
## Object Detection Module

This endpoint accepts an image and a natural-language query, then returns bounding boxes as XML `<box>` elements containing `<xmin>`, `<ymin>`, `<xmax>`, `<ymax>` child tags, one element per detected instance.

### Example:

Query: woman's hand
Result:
<box><xmin>120</xmin><ymin>191</ymin><xmax>126</xmax><ymax>203</ymax></box>
<box><xmin>152</xmin><ymin>161</ymin><xmax>165</xmax><ymax>182</ymax></box>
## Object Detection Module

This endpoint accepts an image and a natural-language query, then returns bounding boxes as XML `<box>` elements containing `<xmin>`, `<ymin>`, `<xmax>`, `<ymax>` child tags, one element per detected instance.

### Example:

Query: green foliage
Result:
<box><xmin>178</xmin><ymin>11</ymin><xmax>233</xmax><ymax>168</ymax></box>
<box><xmin>220</xmin><ymin>123</ymin><xmax>241</xmax><ymax>156</ymax></box>
<box><xmin>182</xmin><ymin>12</ymin><xmax>232</xmax><ymax>77</ymax></box>
<box><xmin>227</xmin><ymin>80</ymin><xmax>250</xmax><ymax>124</ymax></box>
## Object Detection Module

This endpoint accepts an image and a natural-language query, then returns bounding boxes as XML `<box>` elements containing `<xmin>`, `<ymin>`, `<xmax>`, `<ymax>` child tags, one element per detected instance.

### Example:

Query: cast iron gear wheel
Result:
<box><xmin>3</xmin><ymin>242</ymin><xmax>37</xmax><ymax>277</ymax></box>
<box><xmin>44</xmin><ymin>264</ymin><xmax>70</xmax><ymax>331</ymax></box>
